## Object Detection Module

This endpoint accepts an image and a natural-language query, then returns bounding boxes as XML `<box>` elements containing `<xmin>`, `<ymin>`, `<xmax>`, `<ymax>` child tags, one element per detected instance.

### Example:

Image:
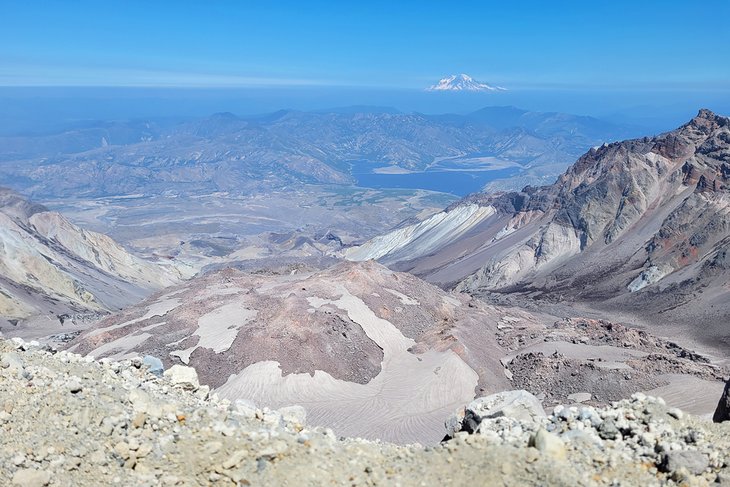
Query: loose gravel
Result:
<box><xmin>2</xmin><ymin>337</ymin><xmax>730</xmax><ymax>486</ymax></box>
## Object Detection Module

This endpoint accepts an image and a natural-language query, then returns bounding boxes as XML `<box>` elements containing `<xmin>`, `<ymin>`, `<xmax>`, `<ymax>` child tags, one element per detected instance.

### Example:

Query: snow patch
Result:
<box><xmin>171</xmin><ymin>303</ymin><xmax>257</xmax><ymax>364</ymax></box>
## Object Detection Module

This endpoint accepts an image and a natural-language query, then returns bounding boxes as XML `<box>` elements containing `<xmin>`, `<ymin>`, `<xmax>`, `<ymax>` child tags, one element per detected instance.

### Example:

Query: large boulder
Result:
<box><xmin>713</xmin><ymin>379</ymin><xmax>730</xmax><ymax>423</ymax></box>
<box><xmin>445</xmin><ymin>390</ymin><xmax>546</xmax><ymax>438</ymax></box>
<box><xmin>164</xmin><ymin>365</ymin><xmax>200</xmax><ymax>391</ymax></box>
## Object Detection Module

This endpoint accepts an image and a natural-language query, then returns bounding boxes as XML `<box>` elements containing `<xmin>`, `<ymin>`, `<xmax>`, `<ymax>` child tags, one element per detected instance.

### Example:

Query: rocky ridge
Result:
<box><xmin>2</xmin><ymin>336</ymin><xmax>730</xmax><ymax>486</ymax></box>
<box><xmin>0</xmin><ymin>187</ymin><xmax>192</xmax><ymax>338</ymax></box>
<box><xmin>348</xmin><ymin>110</ymin><xmax>730</xmax><ymax>346</ymax></box>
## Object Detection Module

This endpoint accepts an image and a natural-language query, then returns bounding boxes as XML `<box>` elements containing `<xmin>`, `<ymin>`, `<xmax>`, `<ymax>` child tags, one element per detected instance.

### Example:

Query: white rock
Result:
<box><xmin>233</xmin><ymin>399</ymin><xmax>257</xmax><ymax>419</ymax></box>
<box><xmin>567</xmin><ymin>392</ymin><xmax>592</xmax><ymax>403</ymax></box>
<box><xmin>279</xmin><ymin>405</ymin><xmax>307</xmax><ymax>426</ymax></box>
<box><xmin>12</xmin><ymin>468</ymin><xmax>51</xmax><ymax>486</ymax></box>
<box><xmin>445</xmin><ymin>390</ymin><xmax>546</xmax><ymax>437</ymax></box>
<box><xmin>529</xmin><ymin>428</ymin><xmax>566</xmax><ymax>460</ymax></box>
<box><xmin>468</xmin><ymin>390</ymin><xmax>546</xmax><ymax>423</ymax></box>
<box><xmin>163</xmin><ymin>365</ymin><xmax>200</xmax><ymax>391</ymax></box>
<box><xmin>1</xmin><ymin>352</ymin><xmax>24</xmax><ymax>374</ymax></box>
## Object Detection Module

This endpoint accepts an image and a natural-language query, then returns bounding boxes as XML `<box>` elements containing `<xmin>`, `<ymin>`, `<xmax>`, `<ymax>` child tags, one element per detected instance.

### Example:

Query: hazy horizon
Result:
<box><xmin>2</xmin><ymin>85</ymin><xmax>728</xmax><ymax>137</ymax></box>
<box><xmin>3</xmin><ymin>1</ymin><xmax>728</xmax><ymax>135</ymax></box>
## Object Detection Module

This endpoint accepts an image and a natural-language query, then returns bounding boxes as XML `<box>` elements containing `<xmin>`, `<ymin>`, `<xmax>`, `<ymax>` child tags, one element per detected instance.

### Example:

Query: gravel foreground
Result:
<box><xmin>2</xmin><ymin>337</ymin><xmax>730</xmax><ymax>486</ymax></box>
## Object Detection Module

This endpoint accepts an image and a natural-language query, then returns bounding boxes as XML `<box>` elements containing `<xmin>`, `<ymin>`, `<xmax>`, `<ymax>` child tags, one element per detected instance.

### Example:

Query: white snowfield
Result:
<box><xmin>170</xmin><ymin>303</ymin><xmax>258</xmax><ymax>364</ymax></box>
<box><xmin>345</xmin><ymin>204</ymin><xmax>496</xmax><ymax>263</ymax></box>
<box><xmin>217</xmin><ymin>286</ymin><xmax>479</xmax><ymax>445</ymax></box>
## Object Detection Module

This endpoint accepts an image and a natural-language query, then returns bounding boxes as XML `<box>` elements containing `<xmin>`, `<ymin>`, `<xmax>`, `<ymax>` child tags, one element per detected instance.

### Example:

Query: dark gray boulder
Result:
<box><xmin>713</xmin><ymin>378</ymin><xmax>730</xmax><ymax>423</ymax></box>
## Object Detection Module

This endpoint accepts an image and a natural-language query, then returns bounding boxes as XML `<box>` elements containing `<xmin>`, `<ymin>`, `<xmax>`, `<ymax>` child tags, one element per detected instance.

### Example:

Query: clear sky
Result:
<box><xmin>2</xmin><ymin>0</ymin><xmax>729</xmax><ymax>90</ymax></box>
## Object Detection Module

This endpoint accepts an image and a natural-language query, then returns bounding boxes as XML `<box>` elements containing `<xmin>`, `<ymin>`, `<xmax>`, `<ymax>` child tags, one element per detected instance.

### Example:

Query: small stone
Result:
<box><xmin>631</xmin><ymin>392</ymin><xmax>647</xmax><ymax>402</ymax></box>
<box><xmin>114</xmin><ymin>442</ymin><xmax>131</xmax><ymax>460</ymax></box>
<box><xmin>129</xmin><ymin>389</ymin><xmax>164</xmax><ymax>418</ymax></box>
<box><xmin>143</xmin><ymin>355</ymin><xmax>165</xmax><ymax>377</ymax></box>
<box><xmin>279</xmin><ymin>405</ymin><xmax>307</xmax><ymax>426</ymax></box>
<box><xmin>1</xmin><ymin>352</ymin><xmax>24</xmax><ymax>376</ymax></box>
<box><xmin>222</xmin><ymin>450</ymin><xmax>249</xmax><ymax>469</ymax></box>
<box><xmin>598</xmin><ymin>418</ymin><xmax>620</xmax><ymax>440</ymax></box>
<box><xmin>667</xmin><ymin>407</ymin><xmax>684</xmax><ymax>420</ymax></box>
<box><xmin>659</xmin><ymin>451</ymin><xmax>709</xmax><ymax>475</ymax></box>
<box><xmin>127</xmin><ymin>438</ymin><xmax>140</xmax><ymax>451</ymax></box>
<box><xmin>132</xmin><ymin>412</ymin><xmax>146</xmax><ymax>429</ymax></box>
<box><xmin>670</xmin><ymin>467</ymin><xmax>691</xmax><ymax>483</ymax></box>
<box><xmin>567</xmin><ymin>392</ymin><xmax>592</xmax><ymax>404</ymax></box>
<box><xmin>67</xmin><ymin>377</ymin><xmax>83</xmax><ymax>394</ymax></box>
<box><xmin>11</xmin><ymin>469</ymin><xmax>51</xmax><ymax>486</ymax></box>
<box><xmin>137</xmin><ymin>444</ymin><xmax>153</xmax><ymax>458</ymax></box>
<box><xmin>234</xmin><ymin>399</ymin><xmax>257</xmax><ymax>419</ymax></box>
<box><xmin>89</xmin><ymin>450</ymin><xmax>108</xmax><ymax>466</ymax></box>
<box><xmin>529</xmin><ymin>428</ymin><xmax>566</xmax><ymax>460</ymax></box>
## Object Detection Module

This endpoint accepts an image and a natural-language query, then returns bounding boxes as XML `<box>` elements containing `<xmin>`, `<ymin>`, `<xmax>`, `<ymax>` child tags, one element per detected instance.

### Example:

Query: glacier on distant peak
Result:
<box><xmin>426</xmin><ymin>74</ymin><xmax>506</xmax><ymax>92</ymax></box>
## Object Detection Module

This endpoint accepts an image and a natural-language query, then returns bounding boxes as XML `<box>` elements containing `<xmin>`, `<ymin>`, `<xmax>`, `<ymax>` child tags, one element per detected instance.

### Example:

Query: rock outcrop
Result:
<box><xmin>444</xmin><ymin>390</ymin><xmax>546</xmax><ymax>438</ymax></box>
<box><xmin>349</xmin><ymin>110</ymin><xmax>730</xmax><ymax>344</ymax></box>
<box><xmin>714</xmin><ymin>379</ymin><xmax>730</xmax><ymax>423</ymax></box>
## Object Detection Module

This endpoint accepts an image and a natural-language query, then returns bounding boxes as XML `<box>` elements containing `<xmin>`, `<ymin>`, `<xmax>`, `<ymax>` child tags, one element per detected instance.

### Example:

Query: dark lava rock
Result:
<box><xmin>713</xmin><ymin>379</ymin><xmax>730</xmax><ymax>423</ymax></box>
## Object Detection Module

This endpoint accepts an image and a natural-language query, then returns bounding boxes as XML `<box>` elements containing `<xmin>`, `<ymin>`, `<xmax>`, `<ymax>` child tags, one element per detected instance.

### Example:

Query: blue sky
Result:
<box><xmin>2</xmin><ymin>0</ymin><xmax>729</xmax><ymax>90</ymax></box>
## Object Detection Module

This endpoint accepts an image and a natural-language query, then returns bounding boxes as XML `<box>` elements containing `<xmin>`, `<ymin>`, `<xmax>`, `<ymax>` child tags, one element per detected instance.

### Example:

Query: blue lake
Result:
<box><xmin>352</xmin><ymin>166</ymin><xmax>521</xmax><ymax>196</ymax></box>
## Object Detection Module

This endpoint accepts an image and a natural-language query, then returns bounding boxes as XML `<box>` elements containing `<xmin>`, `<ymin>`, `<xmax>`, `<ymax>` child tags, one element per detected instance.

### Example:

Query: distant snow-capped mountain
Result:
<box><xmin>427</xmin><ymin>74</ymin><xmax>506</xmax><ymax>92</ymax></box>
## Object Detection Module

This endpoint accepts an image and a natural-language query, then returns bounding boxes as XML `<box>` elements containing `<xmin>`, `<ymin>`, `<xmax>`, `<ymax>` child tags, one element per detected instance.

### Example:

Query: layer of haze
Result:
<box><xmin>1</xmin><ymin>1</ymin><xmax>728</xmax><ymax>134</ymax></box>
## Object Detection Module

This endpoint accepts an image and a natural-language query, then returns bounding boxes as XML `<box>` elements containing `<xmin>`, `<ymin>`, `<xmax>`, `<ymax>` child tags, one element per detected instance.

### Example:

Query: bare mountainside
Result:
<box><xmin>0</xmin><ymin>188</ymin><xmax>191</xmax><ymax>336</ymax></box>
<box><xmin>0</xmin><ymin>107</ymin><xmax>632</xmax><ymax>198</ymax></box>
<box><xmin>68</xmin><ymin>261</ymin><xmax>723</xmax><ymax>444</ymax></box>
<box><xmin>347</xmin><ymin>110</ymin><xmax>730</xmax><ymax>350</ymax></box>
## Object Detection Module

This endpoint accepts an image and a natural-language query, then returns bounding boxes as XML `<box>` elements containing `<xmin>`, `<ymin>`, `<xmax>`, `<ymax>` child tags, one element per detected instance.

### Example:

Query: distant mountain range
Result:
<box><xmin>347</xmin><ymin>109</ymin><xmax>730</xmax><ymax>349</ymax></box>
<box><xmin>0</xmin><ymin>106</ymin><xmax>635</xmax><ymax>198</ymax></box>
<box><xmin>427</xmin><ymin>74</ymin><xmax>506</xmax><ymax>92</ymax></box>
